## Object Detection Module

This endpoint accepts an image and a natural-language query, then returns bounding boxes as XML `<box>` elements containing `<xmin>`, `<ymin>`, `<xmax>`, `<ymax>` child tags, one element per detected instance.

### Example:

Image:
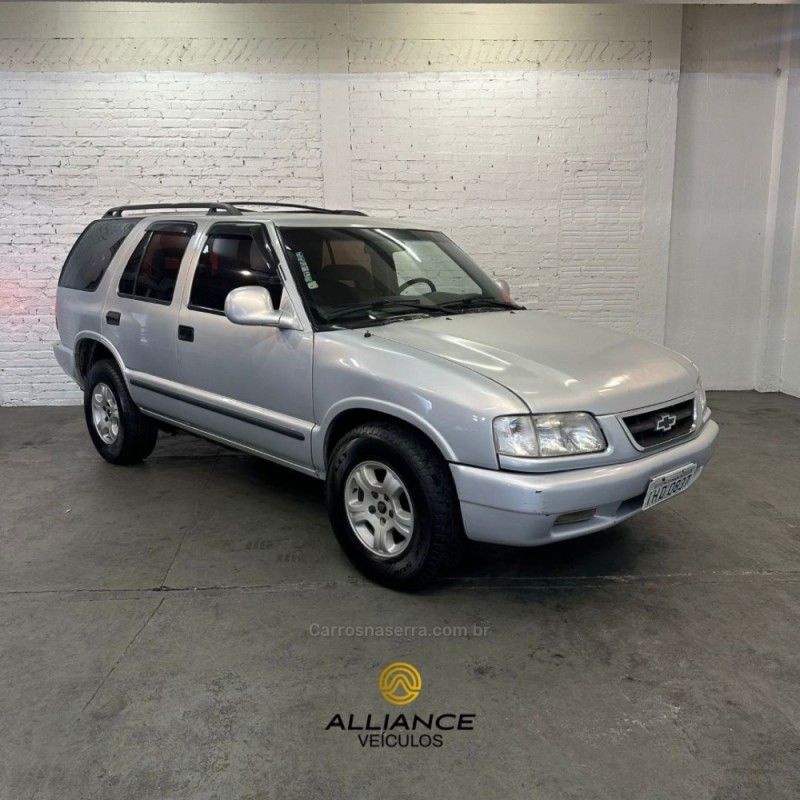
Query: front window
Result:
<box><xmin>189</xmin><ymin>229</ymin><xmax>282</xmax><ymax>314</ymax></box>
<box><xmin>277</xmin><ymin>226</ymin><xmax>517</xmax><ymax>327</ymax></box>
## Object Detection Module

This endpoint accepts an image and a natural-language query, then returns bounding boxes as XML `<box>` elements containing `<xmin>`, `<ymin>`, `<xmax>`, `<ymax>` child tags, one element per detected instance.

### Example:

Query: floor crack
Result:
<box><xmin>80</xmin><ymin>596</ymin><xmax>165</xmax><ymax>716</ymax></box>
<box><xmin>0</xmin><ymin>570</ymin><xmax>797</xmax><ymax>602</ymax></box>
<box><xmin>157</xmin><ymin>451</ymin><xmax>220</xmax><ymax>589</ymax></box>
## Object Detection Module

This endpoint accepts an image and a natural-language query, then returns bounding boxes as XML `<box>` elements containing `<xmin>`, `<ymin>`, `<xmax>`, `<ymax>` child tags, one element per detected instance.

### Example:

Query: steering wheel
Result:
<box><xmin>398</xmin><ymin>277</ymin><xmax>437</xmax><ymax>294</ymax></box>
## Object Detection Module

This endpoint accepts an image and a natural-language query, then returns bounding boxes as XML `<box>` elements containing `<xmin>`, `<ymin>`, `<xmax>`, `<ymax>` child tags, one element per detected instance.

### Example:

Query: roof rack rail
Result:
<box><xmin>228</xmin><ymin>201</ymin><xmax>368</xmax><ymax>216</ymax></box>
<box><xmin>103</xmin><ymin>202</ymin><xmax>242</xmax><ymax>218</ymax></box>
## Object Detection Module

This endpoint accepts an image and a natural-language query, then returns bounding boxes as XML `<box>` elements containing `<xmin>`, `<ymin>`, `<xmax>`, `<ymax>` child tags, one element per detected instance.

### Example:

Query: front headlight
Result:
<box><xmin>493</xmin><ymin>412</ymin><xmax>606</xmax><ymax>458</ymax></box>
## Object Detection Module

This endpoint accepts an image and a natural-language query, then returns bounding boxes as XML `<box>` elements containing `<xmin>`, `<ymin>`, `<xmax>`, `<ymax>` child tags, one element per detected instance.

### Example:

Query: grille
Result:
<box><xmin>622</xmin><ymin>398</ymin><xmax>696</xmax><ymax>449</ymax></box>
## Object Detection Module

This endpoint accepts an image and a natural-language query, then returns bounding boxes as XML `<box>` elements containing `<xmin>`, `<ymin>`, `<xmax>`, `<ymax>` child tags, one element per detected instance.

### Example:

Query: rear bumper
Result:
<box><xmin>53</xmin><ymin>342</ymin><xmax>78</xmax><ymax>384</ymax></box>
<box><xmin>451</xmin><ymin>419</ymin><xmax>719</xmax><ymax>546</ymax></box>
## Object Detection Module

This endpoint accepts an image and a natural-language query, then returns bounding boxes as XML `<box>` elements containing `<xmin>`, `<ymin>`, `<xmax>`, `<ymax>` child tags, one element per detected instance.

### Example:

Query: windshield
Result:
<box><xmin>276</xmin><ymin>226</ymin><xmax>518</xmax><ymax>327</ymax></box>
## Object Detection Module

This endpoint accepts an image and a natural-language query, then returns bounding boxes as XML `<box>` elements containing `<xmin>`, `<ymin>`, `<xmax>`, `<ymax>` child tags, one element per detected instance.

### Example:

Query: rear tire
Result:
<box><xmin>84</xmin><ymin>359</ymin><xmax>158</xmax><ymax>465</ymax></box>
<box><xmin>326</xmin><ymin>422</ymin><xmax>464</xmax><ymax>590</ymax></box>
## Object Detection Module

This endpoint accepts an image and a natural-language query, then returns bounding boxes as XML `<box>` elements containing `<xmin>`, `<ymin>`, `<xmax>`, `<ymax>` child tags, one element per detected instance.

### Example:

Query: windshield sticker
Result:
<box><xmin>296</xmin><ymin>251</ymin><xmax>318</xmax><ymax>289</ymax></box>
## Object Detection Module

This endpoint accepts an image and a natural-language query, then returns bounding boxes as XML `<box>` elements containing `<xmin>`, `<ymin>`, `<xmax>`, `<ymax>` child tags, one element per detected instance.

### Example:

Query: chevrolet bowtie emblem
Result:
<box><xmin>655</xmin><ymin>413</ymin><xmax>678</xmax><ymax>432</ymax></box>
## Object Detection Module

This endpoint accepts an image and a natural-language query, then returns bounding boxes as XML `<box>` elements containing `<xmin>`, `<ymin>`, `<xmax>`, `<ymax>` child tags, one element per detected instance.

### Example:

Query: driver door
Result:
<box><xmin>174</xmin><ymin>222</ymin><xmax>314</xmax><ymax>471</ymax></box>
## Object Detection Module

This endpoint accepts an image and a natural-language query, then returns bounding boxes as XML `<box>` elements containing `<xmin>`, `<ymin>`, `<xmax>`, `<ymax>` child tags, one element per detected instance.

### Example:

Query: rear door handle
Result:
<box><xmin>106</xmin><ymin>310</ymin><xmax>121</xmax><ymax>326</ymax></box>
<box><xmin>178</xmin><ymin>325</ymin><xmax>194</xmax><ymax>342</ymax></box>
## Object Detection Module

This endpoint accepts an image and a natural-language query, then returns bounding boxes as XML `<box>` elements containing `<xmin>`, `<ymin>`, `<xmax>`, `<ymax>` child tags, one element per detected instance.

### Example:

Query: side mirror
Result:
<box><xmin>224</xmin><ymin>286</ymin><xmax>301</xmax><ymax>330</ymax></box>
<box><xmin>495</xmin><ymin>278</ymin><xmax>512</xmax><ymax>300</ymax></box>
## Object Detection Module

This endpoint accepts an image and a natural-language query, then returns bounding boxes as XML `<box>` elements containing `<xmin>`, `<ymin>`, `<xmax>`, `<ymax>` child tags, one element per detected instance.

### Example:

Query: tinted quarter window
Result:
<box><xmin>58</xmin><ymin>218</ymin><xmax>139</xmax><ymax>291</ymax></box>
<box><xmin>118</xmin><ymin>229</ymin><xmax>193</xmax><ymax>304</ymax></box>
<box><xmin>189</xmin><ymin>232</ymin><xmax>282</xmax><ymax>313</ymax></box>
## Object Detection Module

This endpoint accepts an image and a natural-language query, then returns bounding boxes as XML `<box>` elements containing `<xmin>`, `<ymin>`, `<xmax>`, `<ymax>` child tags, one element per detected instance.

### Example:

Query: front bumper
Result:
<box><xmin>451</xmin><ymin>419</ymin><xmax>719</xmax><ymax>546</ymax></box>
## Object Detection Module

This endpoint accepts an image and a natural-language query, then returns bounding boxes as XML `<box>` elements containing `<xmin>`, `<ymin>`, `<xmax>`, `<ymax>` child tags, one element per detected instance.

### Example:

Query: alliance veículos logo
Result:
<box><xmin>378</xmin><ymin>661</ymin><xmax>422</xmax><ymax>705</ymax></box>
<box><xmin>324</xmin><ymin>662</ymin><xmax>476</xmax><ymax>748</ymax></box>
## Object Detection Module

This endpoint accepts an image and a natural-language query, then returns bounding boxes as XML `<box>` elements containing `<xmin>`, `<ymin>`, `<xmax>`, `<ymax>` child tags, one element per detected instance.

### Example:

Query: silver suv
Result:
<box><xmin>55</xmin><ymin>201</ymin><xmax>719</xmax><ymax>589</ymax></box>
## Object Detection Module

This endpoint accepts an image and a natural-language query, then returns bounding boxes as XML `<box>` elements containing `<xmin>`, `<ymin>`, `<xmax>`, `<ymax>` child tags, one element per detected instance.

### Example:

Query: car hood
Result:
<box><xmin>371</xmin><ymin>310</ymin><xmax>698</xmax><ymax>415</ymax></box>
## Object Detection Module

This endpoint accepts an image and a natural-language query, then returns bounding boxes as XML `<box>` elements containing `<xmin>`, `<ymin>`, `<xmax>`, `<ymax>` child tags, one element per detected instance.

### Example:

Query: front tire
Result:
<box><xmin>83</xmin><ymin>359</ymin><xmax>158</xmax><ymax>465</ymax></box>
<box><xmin>326</xmin><ymin>422</ymin><xmax>464</xmax><ymax>590</ymax></box>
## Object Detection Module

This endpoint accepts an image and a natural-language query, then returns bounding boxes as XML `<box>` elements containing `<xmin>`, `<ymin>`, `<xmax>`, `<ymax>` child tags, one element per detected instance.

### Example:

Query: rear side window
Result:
<box><xmin>58</xmin><ymin>219</ymin><xmax>139</xmax><ymax>291</ymax></box>
<box><xmin>118</xmin><ymin>224</ymin><xmax>195</xmax><ymax>304</ymax></box>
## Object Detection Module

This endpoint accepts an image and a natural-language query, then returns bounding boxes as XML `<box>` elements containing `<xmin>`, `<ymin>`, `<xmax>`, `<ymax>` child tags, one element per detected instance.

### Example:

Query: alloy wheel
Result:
<box><xmin>344</xmin><ymin>460</ymin><xmax>415</xmax><ymax>558</ymax></box>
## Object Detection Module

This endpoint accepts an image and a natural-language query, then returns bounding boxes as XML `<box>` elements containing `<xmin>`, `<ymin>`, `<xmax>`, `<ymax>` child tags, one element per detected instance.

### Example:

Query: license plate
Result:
<box><xmin>642</xmin><ymin>463</ymin><xmax>697</xmax><ymax>510</ymax></box>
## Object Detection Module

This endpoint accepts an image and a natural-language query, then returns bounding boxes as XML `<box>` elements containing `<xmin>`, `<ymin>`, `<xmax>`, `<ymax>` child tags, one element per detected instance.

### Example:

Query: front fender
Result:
<box><xmin>314</xmin><ymin>396</ymin><xmax>460</xmax><ymax>472</ymax></box>
<box><xmin>312</xmin><ymin>331</ymin><xmax>527</xmax><ymax>474</ymax></box>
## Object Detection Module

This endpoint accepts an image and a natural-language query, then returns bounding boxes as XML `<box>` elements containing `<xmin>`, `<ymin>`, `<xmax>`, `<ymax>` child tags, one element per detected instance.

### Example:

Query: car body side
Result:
<box><xmin>55</xmin><ymin>214</ymin><xmax>529</xmax><ymax>470</ymax></box>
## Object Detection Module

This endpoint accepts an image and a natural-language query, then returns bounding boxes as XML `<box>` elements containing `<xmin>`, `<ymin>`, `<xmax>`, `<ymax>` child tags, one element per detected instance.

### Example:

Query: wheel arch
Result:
<box><xmin>74</xmin><ymin>333</ymin><xmax>127</xmax><ymax>390</ymax></box>
<box><xmin>318</xmin><ymin>401</ymin><xmax>457</xmax><ymax>475</ymax></box>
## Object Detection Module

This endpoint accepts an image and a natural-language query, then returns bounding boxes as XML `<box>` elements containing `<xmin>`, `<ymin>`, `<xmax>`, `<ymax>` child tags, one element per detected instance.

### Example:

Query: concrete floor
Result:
<box><xmin>1</xmin><ymin>391</ymin><xmax>799</xmax><ymax>799</ymax></box>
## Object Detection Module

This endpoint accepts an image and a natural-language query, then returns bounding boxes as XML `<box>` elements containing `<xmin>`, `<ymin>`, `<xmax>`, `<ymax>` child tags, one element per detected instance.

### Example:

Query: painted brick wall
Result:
<box><xmin>0</xmin><ymin>3</ymin><xmax>680</xmax><ymax>405</ymax></box>
<box><xmin>349</xmin><ymin>71</ymin><xmax>649</xmax><ymax>326</ymax></box>
<box><xmin>0</xmin><ymin>71</ymin><xmax>321</xmax><ymax>404</ymax></box>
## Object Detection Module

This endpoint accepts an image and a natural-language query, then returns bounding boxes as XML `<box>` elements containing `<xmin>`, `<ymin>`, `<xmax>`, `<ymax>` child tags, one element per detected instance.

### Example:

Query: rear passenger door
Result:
<box><xmin>102</xmin><ymin>220</ymin><xmax>198</xmax><ymax>415</ymax></box>
<box><xmin>174</xmin><ymin>222</ymin><xmax>314</xmax><ymax>470</ymax></box>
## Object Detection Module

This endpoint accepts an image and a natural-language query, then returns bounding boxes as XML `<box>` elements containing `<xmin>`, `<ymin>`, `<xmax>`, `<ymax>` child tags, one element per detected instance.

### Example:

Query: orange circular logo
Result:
<box><xmin>378</xmin><ymin>662</ymin><xmax>422</xmax><ymax>705</ymax></box>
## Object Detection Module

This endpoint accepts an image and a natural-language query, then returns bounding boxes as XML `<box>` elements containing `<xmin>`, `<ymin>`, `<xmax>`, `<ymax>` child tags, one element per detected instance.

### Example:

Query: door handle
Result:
<box><xmin>178</xmin><ymin>325</ymin><xmax>194</xmax><ymax>342</ymax></box>
<box><xmin>106</xmin><ymin>310</ymin><xmax>121</xmax><ymax>326</ymax></box>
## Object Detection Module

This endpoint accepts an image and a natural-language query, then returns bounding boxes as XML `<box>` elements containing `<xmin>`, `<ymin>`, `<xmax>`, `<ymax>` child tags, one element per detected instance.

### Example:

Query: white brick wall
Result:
<box><xmin>0</xmin><ymin>3</ymin><xmax>681</xmax><ymax>405</ymax></box>
<box><xmin>350</xmin><ymin>71</ymin><xmax>649</xmax><ymax>329</ymax></box>
<box><xmin>0</xmin><ymin>71</ymin><xmax>322</xmax><ymax>404</ymax></box>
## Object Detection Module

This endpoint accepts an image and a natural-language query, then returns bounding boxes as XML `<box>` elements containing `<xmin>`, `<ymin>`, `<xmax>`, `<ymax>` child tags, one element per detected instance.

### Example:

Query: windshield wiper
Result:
<box><xmin>323</xmin><ymin>296</ymin><xmax>521</xmax><ymax>326</ymax></box>
<box><xmin>438</xmin><ymin>296</ymin><xmax>522</xmax><ymax>311</ymax></box>
<box><xmin>324</xmin><ymin>299</ymin><xmax>450</xmax><ymax>323</ymax></box>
